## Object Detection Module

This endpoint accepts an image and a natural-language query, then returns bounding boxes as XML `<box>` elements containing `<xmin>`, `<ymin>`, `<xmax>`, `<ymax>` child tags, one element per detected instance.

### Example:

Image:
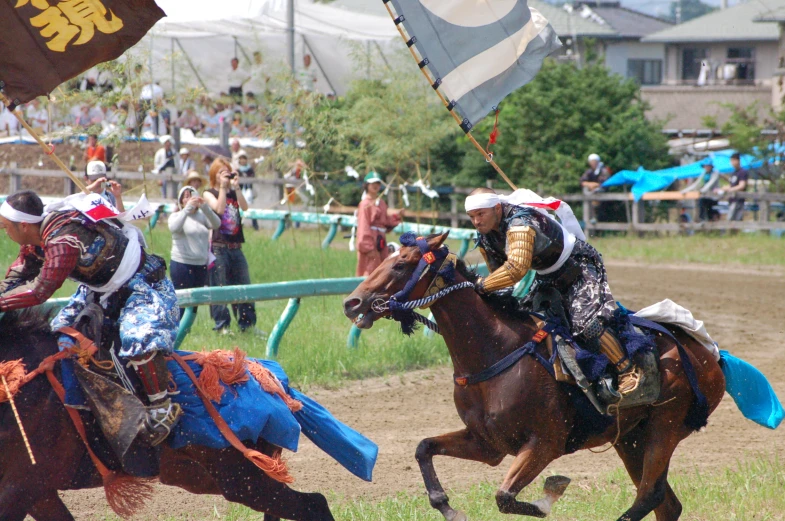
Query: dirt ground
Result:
<box><xmin>52</xmin><ymin>260</ymin><xmax>785</xmax><ymax>520</ymax></box>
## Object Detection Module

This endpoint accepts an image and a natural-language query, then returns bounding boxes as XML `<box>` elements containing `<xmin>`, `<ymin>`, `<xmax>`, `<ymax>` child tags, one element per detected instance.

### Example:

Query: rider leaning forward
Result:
<box><xmin>0</xmin><ymin>190</ymin><xmax>181</xmax><ymax>445</ymax></box>
<box><xmin>465</xmin><ymin>187</ymin><xmax>640</xmax><ymax>397</ymax></box>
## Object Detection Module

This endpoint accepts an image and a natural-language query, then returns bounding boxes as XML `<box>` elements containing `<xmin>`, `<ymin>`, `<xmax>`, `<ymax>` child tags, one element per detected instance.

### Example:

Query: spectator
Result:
<box><xmin>297</xmin><ymin>54</ymin><xmax>317</xmax><ymax>92</ymax></box>
<box><xmin>178</xmin><ymin>148</ymin><xmax>195</xmax><ymax>176</ymax></box>
<box><xmin>83</xmin><ymin>134</ymin><xmax>106</xmax><ymax>164</ymax></box>
<box><xmin>25</xmin><ymin>98</ymin><xmax>48</xmax><ymax>132</ymax></box>
<box><xmin>176</xmin><ymin>106</ymin><xmax>201</xmax><ymax>134</ymax></box>
<box><xmin>227</xmin><ymin>57</ymin><xmax>250</xmax><ymax>103</ymax></box>
<box><xmin>283</xmin><ymin>159</ymin><xmax>307</xmax><ymax>204</ymax></box>
<box><xmin>201</xmin><ymin>106</ymin><xmax>220</xmax><ymax>136</ymax></box>
<box><xmin>203</xmin><ymin>158</ymin><xmax>256</xmax><ymax>333</ymax></box>
<box><xmin>153</xmin><ymin>136</ymin><xmax>177</xmax><ymax>198</ymax></box>
<box><xmin>74</xmin><ymin>105</ymin><xmax>93</xmax><ymax>128</ymax></box>
<box><xmin>355</xmin><ymin>172</ymin><xmax>403</xmax><ymax>276</ymax></box>
<box><xmin>236</xmin><ymin>151</ymin><xmax>259</xmax><ymax>231</ymax></box>
<box><xmin>183</xmin><ymin>170</ymin><xmax>205</xmax><ymax>191</ymax></box>
<box><xmin>580</xmin><ymin>153</ymin><xmax>607</xmax><ymax>193</ymax></box>
<box><xmin>0</xmin><ymin>102</ymin><xmax>20</xmax><ymax>137</ymax></box>
<box><xmin>230</xmin><ymin>138</ymin><xmax>243</xmax><ymax>169</ymax></box>
<box><xmin>681</xmin><ymin>158</ymin><xmax>720</xmax><ymax>222</ymax></box>
<box><xmin>230</xmin><ymin>111</ymin><xmax>245</xmax><ymax>136</ymax></box>
<box><xmin>84</xmin><ymin>160</ymin><xmax>124</xmax><ymax>211</ymax></box>
<box><xmin>722</xmin><ymin>152</ymin><xmax>749</xmax><ymax>222</ymax></box>
<box><xmin>142</xmin><ymin>107</ymin><xmax>166</xmax><ymax>136</ymax></box>
<box><xmin>169</xmin><ymin>185</ymin><xmax>221</xmax><ymax>319</ymax></box>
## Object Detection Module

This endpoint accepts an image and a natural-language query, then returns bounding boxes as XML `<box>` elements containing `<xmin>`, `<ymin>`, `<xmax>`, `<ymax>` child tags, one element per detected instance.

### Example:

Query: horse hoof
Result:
<box><xmin>543</xmin><ymin>475</ymin><xmax>571</xmax><ymax>496</ymax></box>
<box><xmin>449</xmin><ymin>510</ymin><xmax>468</xmax><ymax>521</ymax></box>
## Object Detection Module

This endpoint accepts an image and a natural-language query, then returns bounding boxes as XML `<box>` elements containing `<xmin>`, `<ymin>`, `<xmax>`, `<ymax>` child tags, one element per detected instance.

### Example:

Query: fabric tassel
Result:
<box><xmin>243</xmin><ymin>448</ymin><xmax>294</xmax><ymax>484</ymax></box>
<box><xmin>0</xmin><ymin>359</ymin><xmax>26</xmax><ymax>403</ymax></box>
<box><xmin>248</xmin><ymin>361</ymin><xmax>302</xmax><ymax>412</ymax></box>
<box><xmin>102</xmin><ymin>472</ymin><xmax>155</xmax><ymax>520</ymax></box>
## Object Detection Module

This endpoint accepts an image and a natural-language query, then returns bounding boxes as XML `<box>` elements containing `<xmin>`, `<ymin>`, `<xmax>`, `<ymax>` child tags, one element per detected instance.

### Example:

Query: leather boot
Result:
<box><xmin>129</xmin><ymin>351</ymin><xmax>182</xmax><ymax>446</ymax></box>
<box><xmin>598</xmin><ymin>331</ymin><xmax>641</xmax><ymax>395</ymax></box>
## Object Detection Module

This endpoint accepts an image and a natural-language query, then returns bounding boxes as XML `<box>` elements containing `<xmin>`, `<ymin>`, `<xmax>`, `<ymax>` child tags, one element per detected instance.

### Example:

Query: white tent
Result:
<box><xmin>130</xmin><ymin>0</ymin><xmax>399</xmax><ymax>98</ymax></box>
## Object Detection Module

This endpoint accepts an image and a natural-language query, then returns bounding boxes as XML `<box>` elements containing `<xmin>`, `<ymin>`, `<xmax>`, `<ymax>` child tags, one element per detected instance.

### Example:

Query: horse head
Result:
<box><xmin>343</xmin><ymin>231</ymin><xmax>451</xmax><ymax>330</ymax></box>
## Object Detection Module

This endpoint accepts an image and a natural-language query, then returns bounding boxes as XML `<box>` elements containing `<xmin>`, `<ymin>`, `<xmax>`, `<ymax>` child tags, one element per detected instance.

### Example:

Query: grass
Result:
<box><xmin>99</xmin><ymin>457</ymin><xmax>785</xmax><ymax>520</ymax></box>
<box><xmin>592</xmin><ymin>233</ymin><xmax>785</xmax><ymax>266</ymax></box>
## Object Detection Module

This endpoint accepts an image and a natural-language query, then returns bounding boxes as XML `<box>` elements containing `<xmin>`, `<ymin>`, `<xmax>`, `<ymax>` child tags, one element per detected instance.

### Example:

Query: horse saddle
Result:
<box><xmin>70</xmin><ymin>303</ymin><xmax>160</xmax><ymax>475</ymax></box>
<box><xmin>531</xmin><ymin>288</ymin><xmax>661</xmax><ymax>416</ymax></box>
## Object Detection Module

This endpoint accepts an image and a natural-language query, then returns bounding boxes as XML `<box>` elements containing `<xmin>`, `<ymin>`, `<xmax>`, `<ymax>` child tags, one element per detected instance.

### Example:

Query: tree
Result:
<box><xmin>455</xmin><ymin>59</ymin><xmax>671</xmax><ymax>193</ymax></box>
<box><xmin>669</xmin><ymin>0</ymin><xmax>716</xmax><ymax>23</ymax></box>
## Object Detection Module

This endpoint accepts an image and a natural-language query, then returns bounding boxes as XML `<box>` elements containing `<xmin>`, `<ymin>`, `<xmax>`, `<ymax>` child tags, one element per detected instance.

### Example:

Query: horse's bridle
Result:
<box><xmin>366</xmin><ymin>235</ymin><xmax>474</xmax><ymax>334</ymax></box>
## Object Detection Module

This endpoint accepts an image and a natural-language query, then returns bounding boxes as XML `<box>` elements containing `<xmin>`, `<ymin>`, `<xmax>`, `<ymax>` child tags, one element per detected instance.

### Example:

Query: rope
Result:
<box><xmin>2</xmin><ymin>375</ymin><xmax>35</xmax><ymax>465</ymax></box>
<box><xmin>391</xmin><ymin>281</ymin><xmax>474</xmax><ymax>311</ymax></box>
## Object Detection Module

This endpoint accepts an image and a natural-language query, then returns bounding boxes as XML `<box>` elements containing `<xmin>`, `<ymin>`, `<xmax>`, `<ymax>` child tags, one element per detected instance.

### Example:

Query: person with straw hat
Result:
<box><xmin>183</xmin><ymin>170</ymin><xmax>206</xmax><ymax>191</ymax></box>
<box><xmin>355</xmin><ymin>171</ymin><xmax>404</xmax><ymax>276</ymax></box>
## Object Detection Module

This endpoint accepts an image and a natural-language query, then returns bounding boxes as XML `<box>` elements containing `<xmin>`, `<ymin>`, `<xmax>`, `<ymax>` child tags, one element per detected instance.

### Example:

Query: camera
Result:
<box><xmin>228</xmin><ymin>172</ymin><xmax>238</xmax><ymax>179</ymax></box>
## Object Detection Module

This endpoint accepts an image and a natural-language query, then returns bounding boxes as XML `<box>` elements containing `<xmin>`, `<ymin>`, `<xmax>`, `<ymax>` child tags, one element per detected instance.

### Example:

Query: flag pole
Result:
<box><xmin>0</xmin><ymin>93</ymin><xmax>89</xmax><ymax>194</ymax></box>
<box><xmin>382</xmin><ymin>1</ymin><xmax>518</xmax><ymax>191</ymax></box>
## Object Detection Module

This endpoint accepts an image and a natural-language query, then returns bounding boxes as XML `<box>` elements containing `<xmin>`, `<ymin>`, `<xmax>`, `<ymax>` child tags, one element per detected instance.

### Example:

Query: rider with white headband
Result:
<box><xmin>0</xmin><ymin>190</ymin><xmax>181</xmax><ymax>446</ymax></box>
<box><xmin>465</xmin><ymin>187</ymin><xmax>639</xmax><ymax>400</ymax></box>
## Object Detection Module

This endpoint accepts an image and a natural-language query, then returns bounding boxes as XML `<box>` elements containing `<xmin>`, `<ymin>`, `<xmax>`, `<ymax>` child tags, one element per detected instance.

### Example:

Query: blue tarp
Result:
<box><xmin>603</xmin><ymin>150</ymin><xmax>762</xmax><ymax>201</ymax></box>
<box><xmin>169</xmin><ymin>354</ymin><xmax>378</xmax><ymax>481</ymax></box>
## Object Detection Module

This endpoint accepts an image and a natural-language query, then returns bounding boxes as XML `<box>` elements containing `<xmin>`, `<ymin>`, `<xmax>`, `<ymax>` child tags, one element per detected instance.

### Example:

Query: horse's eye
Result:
<box><xmin>393</xmin><ymin>262</ymin><xmax>406</xmax><ymax>271</ymax></box>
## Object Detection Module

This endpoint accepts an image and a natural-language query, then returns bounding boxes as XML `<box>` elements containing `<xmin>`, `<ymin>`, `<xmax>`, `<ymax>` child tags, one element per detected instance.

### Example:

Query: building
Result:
<box><xmin>754</xmin><ymin>3</ymin><xmax>785</xmax><ymax>110</ymax></box>
<box><xmin>640</xmin><ymin>0</ymin><xmax>784</xmax><ymax>128</ymax></box>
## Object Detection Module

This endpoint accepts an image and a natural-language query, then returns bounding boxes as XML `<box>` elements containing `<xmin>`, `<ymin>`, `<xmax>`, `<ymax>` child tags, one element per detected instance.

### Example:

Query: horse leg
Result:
<box><xmin>189</xmin><ymin>445</ymin><xmax>334</xmax><ymax>521</ymax></box>
<box><xmin>0</xmin><ymin>481</ymin><xmax>35</xmax><ymax>521</ymax></box>
<box><xmin>495</xmin><ymin>441</ymin><xmax>568</xmax><ymax>518</ymax></box>
<box><xmin>615</xmin><ymin>427</ymin><xmax>682</xmax><ymax>521</ymax></box>
<box><xmin>27</xmin><ymin>490</ymin><xmax>76</xmax><ymax>521</ymax></box>
<box><xmin>415</xmin><ymin>428</ymin><xmax>505</xmax><ymax>521</ymax></box>
<box><xmin>616</xmin><ymin>424</ymin><xmax>683</xmax><ymax>521</ymax></box>
<box><xmin>159</xmin><ymin>446</ymin><xmax>222</xmax><ymax>495</ymax></box>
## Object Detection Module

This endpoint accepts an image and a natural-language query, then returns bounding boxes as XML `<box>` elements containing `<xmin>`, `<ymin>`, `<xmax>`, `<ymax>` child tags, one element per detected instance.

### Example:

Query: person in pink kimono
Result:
<box><xmin>355</xmin><ymin>172</ymin><xmax>404</xmax><ymax>276</ymax></box>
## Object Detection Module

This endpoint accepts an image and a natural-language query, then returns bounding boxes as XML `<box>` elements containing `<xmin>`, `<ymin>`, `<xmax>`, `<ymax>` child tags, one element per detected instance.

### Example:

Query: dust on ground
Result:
<box><xmin>53</xmin><ymin>261</ymin><xmax>785</xmax><ymax>519</ymax></box>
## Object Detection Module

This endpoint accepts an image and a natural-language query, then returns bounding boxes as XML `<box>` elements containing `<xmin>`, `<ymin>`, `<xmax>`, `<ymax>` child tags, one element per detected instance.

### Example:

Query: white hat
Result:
<box><xmin>237</xmin><ymin>149</ymin><xmax>248</xmax><ymax>158</ymax></box>
<box><xmin>85</xmin><ymin>160</ymin><xmax>107</xmax><ymax>178</ymax></box>
<box><xmin>160</xmin><ymin>135</ymin><xmax>173</xmax><ymax>144</ymax></box>
<box><xmin>179</xmin><ymin>147</ymin><xmax>189</xmax><ymax>155</ymax></box>
<box><xmin>588</xmin><ymin>153</ymin><xmax>601</xmax><ymax>163</ymax></box>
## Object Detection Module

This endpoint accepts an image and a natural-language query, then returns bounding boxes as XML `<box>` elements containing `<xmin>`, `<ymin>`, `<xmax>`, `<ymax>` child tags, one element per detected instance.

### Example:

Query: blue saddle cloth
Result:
<box><xmin>719</xmin><ymin>350</ymin><xmax>783</xmax><ymax>430</ymax></box>
<box><xmin>168</xmin><ymin>353</ymin><xmax>378</xmax><ymax>481</ymax></box>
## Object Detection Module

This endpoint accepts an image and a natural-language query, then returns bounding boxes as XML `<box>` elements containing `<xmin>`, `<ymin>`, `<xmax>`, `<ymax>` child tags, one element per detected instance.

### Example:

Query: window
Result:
<box><xmin>682</xmin><ymin>48</ymin><xmax>708</xmax><ymax>80</ymax></box>
<box><xmin>627</xmin><ymin>59</ymin><xmax>663</xmax><ymax>85</ymax></box>
<box><xmin>727</xmin><ymin>47</ymin><xmax>755</xmax><ymax>81</ymax></box>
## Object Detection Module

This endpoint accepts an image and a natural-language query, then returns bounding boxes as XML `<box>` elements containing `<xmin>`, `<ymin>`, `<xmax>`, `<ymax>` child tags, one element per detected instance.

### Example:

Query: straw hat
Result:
<box><xmin>183</xmin><ymin>170</ymin><xmax>205</xmax><ymax>186</ymax></box>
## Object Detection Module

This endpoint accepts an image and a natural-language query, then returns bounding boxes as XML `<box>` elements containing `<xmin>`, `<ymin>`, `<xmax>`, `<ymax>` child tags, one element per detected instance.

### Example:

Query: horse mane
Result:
<box><xmin>454</xmin><ymin>258</ymin><xmax>528</xmax><ymax>321</ymax></box>
<box><xmin>0</xmin><ymin>308</ymin><xmax>55</xmax><ymax>353</ymax></box>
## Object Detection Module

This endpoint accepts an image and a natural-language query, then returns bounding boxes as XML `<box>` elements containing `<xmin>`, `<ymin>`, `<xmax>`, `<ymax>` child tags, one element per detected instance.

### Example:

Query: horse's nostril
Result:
<box><xmin>343</xmin><ymin>297</ymin><xmax>362</xmax><ymax>315</ymax></box>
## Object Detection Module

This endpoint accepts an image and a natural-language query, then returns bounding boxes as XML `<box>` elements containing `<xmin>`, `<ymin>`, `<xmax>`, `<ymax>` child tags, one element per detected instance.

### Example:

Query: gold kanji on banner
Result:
<box><xmin>18</xmin><ymin>0</ymin><xmax>124</xmax><ymax>52</ymax></box>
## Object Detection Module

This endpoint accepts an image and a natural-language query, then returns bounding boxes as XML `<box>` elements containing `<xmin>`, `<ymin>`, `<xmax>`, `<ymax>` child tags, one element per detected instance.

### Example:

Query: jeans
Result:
<box><xmin>170</xmin><ymin>260</ymin><xmax>208</xmax><ymax>320</ymax></box>
<box><xmin>209</xmin><ymin>247</ymin><xmax>256</xmax><ymax>330</ymax></box>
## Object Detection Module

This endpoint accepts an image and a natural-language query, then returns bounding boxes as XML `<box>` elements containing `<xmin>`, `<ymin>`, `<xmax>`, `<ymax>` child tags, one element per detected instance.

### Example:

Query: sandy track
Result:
<box><xmin>53</xmin><ymin>261</ymin><xmax>785</xmax><ymax>519</ymax></box>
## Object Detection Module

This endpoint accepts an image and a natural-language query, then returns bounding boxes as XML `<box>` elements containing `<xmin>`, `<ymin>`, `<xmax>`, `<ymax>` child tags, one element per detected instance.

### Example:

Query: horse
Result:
<box><xmin>0</xmin><ymin>308</ymin><xmax>334</xmax><ymax>521</ymax></box>
<box><xmin>343</xmin><ymin>232</ymin><xmax>726</xmax><ymax>521</ymax></box>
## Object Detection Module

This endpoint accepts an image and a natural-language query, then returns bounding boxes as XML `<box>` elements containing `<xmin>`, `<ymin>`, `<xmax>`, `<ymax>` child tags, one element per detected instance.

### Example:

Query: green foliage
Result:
<box><xmin>455</xmin><ymin>60</ymin><xmax>671</xmax><ymax>193</ymax></box>
<box><xmin>669</xmin><ymin>0</ymin><xmax>716</xmax><ymax>23</ymax></box>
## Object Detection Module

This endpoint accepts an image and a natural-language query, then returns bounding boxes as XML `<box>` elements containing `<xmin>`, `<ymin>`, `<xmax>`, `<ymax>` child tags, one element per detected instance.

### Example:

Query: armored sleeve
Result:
<box><xmin>0</xmin><ymin>242</ymin><xmax>80</xmax><ymax>311</ymax></box>
<box><xmin>480</xmin><ymin>226</ymin><xmax>535</xmax><ymax>293</ymax></box>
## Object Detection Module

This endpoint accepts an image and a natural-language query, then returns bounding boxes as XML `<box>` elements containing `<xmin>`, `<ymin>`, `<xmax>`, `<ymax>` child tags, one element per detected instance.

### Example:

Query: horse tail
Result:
<box><xmin>719</xmin><ymin>350</ymin><xmax>784</xmax><ymax>430</ymax></box>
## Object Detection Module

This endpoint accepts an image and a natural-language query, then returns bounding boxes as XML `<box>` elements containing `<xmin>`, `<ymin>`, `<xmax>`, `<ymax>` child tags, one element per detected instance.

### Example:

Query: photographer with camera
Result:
<box><xmin>84</xmin><ymin>160</ymin><xmax>125</xmax><ymax>212</ymax></box>
<box><xmin>203</xmin><ymin>158</ymin><xmax>256</xmax><ymax>334</ymax></box>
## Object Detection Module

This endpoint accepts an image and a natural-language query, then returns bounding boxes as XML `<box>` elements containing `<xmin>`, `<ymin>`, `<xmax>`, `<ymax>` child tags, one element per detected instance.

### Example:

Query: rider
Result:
<box><xmin>0</xmin><ymin>190</ymin><xmax>181</xmax><ymax>445</ymax></box>
<box><xmin>465</xmin><ymin>187</ymin><xmax>639</xmax><ymax>397</ymax></box>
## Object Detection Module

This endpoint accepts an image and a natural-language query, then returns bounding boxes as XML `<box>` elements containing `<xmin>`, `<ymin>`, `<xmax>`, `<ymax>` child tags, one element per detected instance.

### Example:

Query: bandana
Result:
<box><xmin>464</xmin><ymin>193</ymin><xmax>501</xmax><ymax>212</ymax></box>
<box><xmin>0</xmin><ymin>201</ymin><xmax>44</xmax><ymax>224</ymax></box>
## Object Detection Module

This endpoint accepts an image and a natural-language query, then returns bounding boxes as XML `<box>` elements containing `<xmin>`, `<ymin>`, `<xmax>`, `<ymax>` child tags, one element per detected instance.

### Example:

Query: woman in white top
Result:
<box><xmin>168</xmin><ymin>185</ymin><xmax>221</xmax><ymax>319</ymax></box>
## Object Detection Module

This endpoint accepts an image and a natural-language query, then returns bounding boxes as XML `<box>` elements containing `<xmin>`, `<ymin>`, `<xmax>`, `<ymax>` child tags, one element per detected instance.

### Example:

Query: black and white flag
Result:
<box><xmin>387</xmin><ymin>0</ymin><xmax>562</xmax><ymax>130</ymax></box>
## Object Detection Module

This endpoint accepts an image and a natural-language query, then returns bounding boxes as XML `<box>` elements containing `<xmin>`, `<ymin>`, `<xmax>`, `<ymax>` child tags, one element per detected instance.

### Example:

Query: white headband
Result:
<box><xmin>0</xmin><ymin>201</ymin><xmax>44</xmax><ymax>224</ymax></box>
<box><xmin>465</xmin><ymin>193</ymin><xmax>501</xmax><ymax>212</ymax></box>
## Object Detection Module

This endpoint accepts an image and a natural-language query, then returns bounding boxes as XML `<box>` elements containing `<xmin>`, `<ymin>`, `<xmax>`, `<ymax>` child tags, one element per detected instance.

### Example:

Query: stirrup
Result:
<box><xmin>617</xmin><ymin>365</ymin><xmax>642</xmax><ymax>395</ymax></box>
<box><xmin>141</xmin><ymin>398</ymin><xmax>182</xmax><ymax>446</ymax></box>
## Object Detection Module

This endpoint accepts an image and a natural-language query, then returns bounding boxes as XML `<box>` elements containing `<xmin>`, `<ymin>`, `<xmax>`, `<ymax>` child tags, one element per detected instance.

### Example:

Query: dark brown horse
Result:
<box><xmin>344</xmin><ymin>232</ymin><xmax>726</xmax><ymax>521</ymax></box>
<box><xmin>0</xmin><ymin>309</ymin><xmax>333</xmax><ymax>521</ymax></box>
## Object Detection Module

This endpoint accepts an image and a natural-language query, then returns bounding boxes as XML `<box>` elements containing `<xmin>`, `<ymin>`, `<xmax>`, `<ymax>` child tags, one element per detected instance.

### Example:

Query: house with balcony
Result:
<box><xmin>640</xmin><ymin>0</ymin><xmax>784</xmax><ymax>129</ymax></box>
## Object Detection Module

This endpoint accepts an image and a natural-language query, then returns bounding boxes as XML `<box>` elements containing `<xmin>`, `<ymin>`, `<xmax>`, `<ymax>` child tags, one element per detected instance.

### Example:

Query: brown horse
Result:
<box><xmin>0</xmin><ymin>309</ymin><xmax>333</xmax><ymax>521</ymax></box>
<box><xmin>344</xmin><ymin>232</ymin><xmax>726</xmax><ymax>521</ymax></box>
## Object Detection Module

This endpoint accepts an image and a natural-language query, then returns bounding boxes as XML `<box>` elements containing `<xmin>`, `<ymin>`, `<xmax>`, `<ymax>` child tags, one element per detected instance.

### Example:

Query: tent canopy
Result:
<box><xmin>130</xmin><ymin>0</ymin><xmax>398</xmax><ymax>97</ymax></box>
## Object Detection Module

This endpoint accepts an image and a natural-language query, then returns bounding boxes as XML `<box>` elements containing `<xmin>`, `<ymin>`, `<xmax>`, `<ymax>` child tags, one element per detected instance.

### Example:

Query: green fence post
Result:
<box><xmin>347</xmin><ymin>324</ymin><xmax>362</xmax><ymax>349</ymax></box>
<box><xmin>458</xmin><ymin>238</ymin><xmax>470</xmax><ymax>259</ymax></box>
<box><xmin>271</xmin><ymin>218</ymin><xmax>287</xmax><ymax>241</ymax></box>
<box><xmin>266</xmin><ymin>297</ymin><xmax>301</xmax><ymax>358</ymax></box>
<box><xmin>322</xmin><ymin>222</ymin><xmax>338</xmax><ymax>249</ymax></box>
<box><xmin>173</xmin><ymin>307</ymin><xmax>197</xmax><ymax>350</ymax></box>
